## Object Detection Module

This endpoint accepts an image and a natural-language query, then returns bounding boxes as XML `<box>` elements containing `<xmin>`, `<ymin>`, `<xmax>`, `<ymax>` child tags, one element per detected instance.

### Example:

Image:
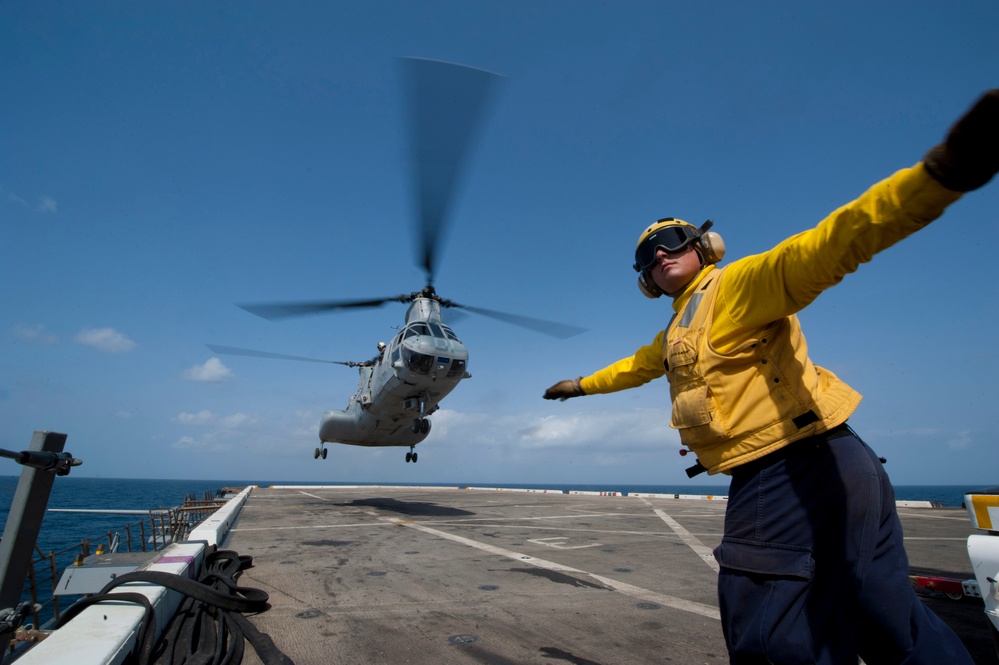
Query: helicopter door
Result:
<box><xmin>357</xmin><ymin>366</ymin><xmax>374</xmax><ymax>406</ymax></box>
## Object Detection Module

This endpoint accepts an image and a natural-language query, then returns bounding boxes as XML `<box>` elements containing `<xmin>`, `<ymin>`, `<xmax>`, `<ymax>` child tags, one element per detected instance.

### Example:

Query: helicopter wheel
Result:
<box><xmin>412</xmin><ymin>451</ymin><xmax>418</xmax><ymax>463</ymax></box>
<box><xmin>406</xmin><ymin>451</ymin><xmax>413</xmax><ymax>463</ymax></box>
<box><xmin>420</xmin><ymin>418</ymin><xmax>431</xmax><ymax>435</ymax></box>
<box><xmin>314</xmin><ymin>447</ymin><xmax>321</xmax><ymax>459</ymax></box>
<box><xmin>321</xmin><ymin>447</ymin><xmax>328</xmax><ymax>459</ymax></box>
<box><xmin>412</xmin><ymin>418</ymin><xmax>421</xmax><ymax>434</ymax></box>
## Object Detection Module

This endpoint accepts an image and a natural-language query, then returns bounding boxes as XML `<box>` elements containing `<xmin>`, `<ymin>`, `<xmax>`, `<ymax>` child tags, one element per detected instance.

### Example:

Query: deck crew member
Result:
<box><xmin>544</xmin><ymin>90</ymin><xmax>999</xmax><ymax>664</ymax></box>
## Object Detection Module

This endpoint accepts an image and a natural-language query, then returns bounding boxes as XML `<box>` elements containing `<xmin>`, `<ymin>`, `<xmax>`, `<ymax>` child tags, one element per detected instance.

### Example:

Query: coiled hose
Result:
<box><xmin>53</xmin><ymin>548</ymin><xmax>293</xmax><ymax>664</ymax></box>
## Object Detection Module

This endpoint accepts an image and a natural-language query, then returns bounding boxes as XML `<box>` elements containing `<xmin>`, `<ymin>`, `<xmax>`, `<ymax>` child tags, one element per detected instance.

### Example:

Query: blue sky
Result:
<box><xmin>2</xmin><ymin>1</ymin><xmax>998</xmax><ymax>487</ymax></box>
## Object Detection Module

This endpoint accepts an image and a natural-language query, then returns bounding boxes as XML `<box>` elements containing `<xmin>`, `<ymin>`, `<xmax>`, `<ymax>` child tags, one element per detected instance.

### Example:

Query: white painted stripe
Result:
<box><xmin>398</xmin><ymin>520</ymin><xmax>720</xmax><ymax>620</ymax></box>
<box><xmin>234</xmin><ymin>522</ymin><xmax>394</xmax><ymax>532</ymax></box>
<box><xmin>649</xmin><ymin>506</ymin><xmax>720</xmax><ymax>573</ymax></box>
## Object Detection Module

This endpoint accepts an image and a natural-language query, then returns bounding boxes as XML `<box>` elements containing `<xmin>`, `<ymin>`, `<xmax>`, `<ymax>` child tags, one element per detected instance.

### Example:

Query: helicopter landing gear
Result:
<box><xmin>412</xmin><ymin>417</ymin><xmax>431</xmax><ymax>435</ymax></box>
<box><xmin>406</xmin><ymin>446</ymin><xmax>418</xmax><ymax>463</ymax></box>
<box><xmin>314</xmin><ymin>445</ymin><xmax>328</xmax><ymax>460</ymax></box>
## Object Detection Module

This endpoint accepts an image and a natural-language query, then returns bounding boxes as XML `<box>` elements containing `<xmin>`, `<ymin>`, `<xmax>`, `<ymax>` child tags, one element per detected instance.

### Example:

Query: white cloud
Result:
<box><xmin>431</xmin><ymin>407</ymin><xmax>677</xmax><ymax>453</ymax></box>
<box><xmin>160</xmin><ymin>403</ymin><xmax>683</xmax><ymax>482</ymax></box>
<box><xmin>177</xmin><ymin>410</ymin><xmax>215</xmax><ymax>426</ymax></box>
<box><xmin>1</xmin><ymin>187</ymin><xmax>57</xmax><ymax>213</ymax></box>
<box><xmin>171</xmin><ymin>410</ymin><xmax>258</xmax><ymax>451</ymax></box>
<box><xmin>173</xmin><ymin>435</ymin><xmax>199</xmax><ymax>449</ymax></box>
<box><xmin>170</xmin><ymin>422</ymin><xmax>248</xmax><ymax>452</ymax></box>
<box><xmin>2</xmin><ymin>187</ymin><xmax>28</xmax><ymax>207</ymax></box>
<box><xmin>13</xmin><ymin>323</ymin><xmax>59</xmax><ymax>345</ymax></box>
<box><xmin>73</xmin><ymin>327</ymin><xmax>136</xmax><ymax>353</ymax></box>
<box><xmin>37</xmin><ymin>195</ymin><xmax>57</xmax><ymax>213</ymax></box>
<box><xmin>221</xmin><ymin>413</ymin><xmax>253</xmax><ymax>428</ymax></box>
<box><xmin>176</xmin><ymin>410</ymin><xmax>255</xmax><ymax>428</ymax></box>
<box><xmin>182</xmin><ymin>357</ymin><xmax>232</xmax><ymax>382</ymax></box>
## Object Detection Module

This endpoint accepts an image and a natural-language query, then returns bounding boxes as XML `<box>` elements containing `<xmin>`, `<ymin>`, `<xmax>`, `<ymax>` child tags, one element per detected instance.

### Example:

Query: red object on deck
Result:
<box><xmin>909</xmin><ymin>574</ymin><xmax>966</xmax><ymax>600</ymax></box>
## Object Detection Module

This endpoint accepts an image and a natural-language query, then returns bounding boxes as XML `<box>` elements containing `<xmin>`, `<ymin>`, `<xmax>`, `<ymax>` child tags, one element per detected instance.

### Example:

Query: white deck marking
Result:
<box><xmin>642</xmin><ymin>500</ymin><xmax>720</xmax><ymax>573</ymax></box>
<box><xmin>526</xmin><ymin>536</ymin><xmax>603</xmax><ymax>550</ymax></box>
<box><xmin>398</xmin><ymin>520</ymin><xmax>720</xmax><ymax>620</ymax></box>
<box><xmin>896</xmin><ymin>511</ymin><xmax>971</xmax><ymax>522</ymax></box>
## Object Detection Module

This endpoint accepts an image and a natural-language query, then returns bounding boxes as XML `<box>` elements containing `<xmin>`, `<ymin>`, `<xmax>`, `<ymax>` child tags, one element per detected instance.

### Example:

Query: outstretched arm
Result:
<box><xmin>713</xmin><ymin>89</ymin><xmax>999</xmax><ymax>340</ymax></box>
<box><xmin>543</xmin><ymin>331</ymin><xmax>666</xmax><ymax>400</ymax></box>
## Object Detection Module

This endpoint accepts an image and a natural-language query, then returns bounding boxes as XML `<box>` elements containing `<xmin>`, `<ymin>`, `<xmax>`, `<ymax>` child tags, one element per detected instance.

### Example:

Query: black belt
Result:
<box><xmin>685</xmin><ymin>410</ymin><xmax>826</xmax><ymax>478</ymax></box>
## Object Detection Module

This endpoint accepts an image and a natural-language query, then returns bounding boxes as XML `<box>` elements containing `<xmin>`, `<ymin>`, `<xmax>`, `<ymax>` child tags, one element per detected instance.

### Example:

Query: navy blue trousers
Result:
<box><xmin>714</xmin><ymin>425</ymin><xmax>974</xmax><ymax>664</ymax></box>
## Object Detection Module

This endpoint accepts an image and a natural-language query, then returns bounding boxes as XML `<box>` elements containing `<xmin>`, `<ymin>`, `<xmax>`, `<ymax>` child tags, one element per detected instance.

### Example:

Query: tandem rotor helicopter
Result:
<box><xmin>208</xmin><ymin>58</ymin><xmax>584</xmax><ymax>464</ymax></box>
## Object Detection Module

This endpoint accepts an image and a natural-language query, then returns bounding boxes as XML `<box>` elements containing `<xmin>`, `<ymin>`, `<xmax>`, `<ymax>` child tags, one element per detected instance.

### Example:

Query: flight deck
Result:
<box><xmin>226</xmin><ymin>486</ymin><xmax>996</xmax><ymax>665</ymax></box>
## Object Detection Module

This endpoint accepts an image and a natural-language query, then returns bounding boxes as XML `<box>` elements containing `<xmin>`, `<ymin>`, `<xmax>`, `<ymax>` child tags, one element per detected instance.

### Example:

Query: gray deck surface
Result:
<box><xmin>226</xmin><ymin>486</ymin><xmax>996</xmax><ymax>665</ymax></box>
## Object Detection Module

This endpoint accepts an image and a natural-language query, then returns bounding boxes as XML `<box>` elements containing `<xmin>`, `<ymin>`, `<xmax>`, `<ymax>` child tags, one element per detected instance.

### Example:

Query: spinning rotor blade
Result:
<box><xmin>402</xmin><ymin>57</ymin><xmax>504</xmax><ymax>286</ymax></box>
<box><xmin>205</xmin><ymin>344</ymin><xmax>368</xmax><ymax>367</ymax></box>
<box><xmin>451</xmin><ymin>304</ymin><xmax>587</xmax><ymax>339</ymax></box>
<box><xmin>236</xmin><ymin>295</ymin><xmax>410</xmax><ymax>320</ymax></box>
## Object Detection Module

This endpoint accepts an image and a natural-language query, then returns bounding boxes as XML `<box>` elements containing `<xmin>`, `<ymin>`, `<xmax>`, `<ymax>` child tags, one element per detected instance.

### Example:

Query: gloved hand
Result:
<box><xmin>924</xmin><ymin>89</ymin><xmax>999</xmax><ymax>191</ymax></box>
<box><xmin>543</xmin><ymin>378</ymin><xmax>585</xmax><ymax>401</ymax></box>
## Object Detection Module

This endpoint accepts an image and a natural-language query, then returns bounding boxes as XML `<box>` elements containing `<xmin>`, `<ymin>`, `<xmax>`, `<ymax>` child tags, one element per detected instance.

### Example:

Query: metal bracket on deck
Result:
<box><xmin>0</xmin><ymin>432</ymin><xmax>82</xmax><ymax>663</ymax></box>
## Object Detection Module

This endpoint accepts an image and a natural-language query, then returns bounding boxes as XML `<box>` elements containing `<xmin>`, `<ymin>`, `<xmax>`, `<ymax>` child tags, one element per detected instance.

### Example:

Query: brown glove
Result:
<box><xmin>924</xmin><ymin>89</ymin><xmax>999</xmax><ymax>191</ymax></box>
<box><xmin>543</xmin><ymin>378</ymin><xmax>585</xmax><ymax>401</ymax></box>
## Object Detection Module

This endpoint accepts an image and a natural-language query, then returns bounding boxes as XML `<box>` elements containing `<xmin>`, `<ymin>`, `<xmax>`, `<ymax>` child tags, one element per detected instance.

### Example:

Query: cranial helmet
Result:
<box><xmin>634</xmin><ymin>218</ymin><xmax>726</xmax><ymax>299</ymax></box>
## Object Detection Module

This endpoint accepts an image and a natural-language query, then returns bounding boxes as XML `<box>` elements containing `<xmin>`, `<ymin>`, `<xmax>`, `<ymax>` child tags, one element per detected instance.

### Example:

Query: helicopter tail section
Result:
<box><xmin>319</xmin><ymin>407</ymin><xmax>429</xmax><ymax>449</ymax></box>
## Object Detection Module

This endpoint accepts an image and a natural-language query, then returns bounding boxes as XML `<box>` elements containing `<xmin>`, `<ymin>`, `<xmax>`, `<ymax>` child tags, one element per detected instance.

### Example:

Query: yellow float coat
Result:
<box><xmin>580</xmin><ymin>163</ymin><xmax>962</xmax><ymax>474</ymax></box>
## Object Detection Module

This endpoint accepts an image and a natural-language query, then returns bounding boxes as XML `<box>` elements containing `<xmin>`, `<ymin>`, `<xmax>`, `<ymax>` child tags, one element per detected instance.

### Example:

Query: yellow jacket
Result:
<box><xmin>580</xmin><ymin>163</ymin><xmax>962</xmax><ymax>473</ymax></box>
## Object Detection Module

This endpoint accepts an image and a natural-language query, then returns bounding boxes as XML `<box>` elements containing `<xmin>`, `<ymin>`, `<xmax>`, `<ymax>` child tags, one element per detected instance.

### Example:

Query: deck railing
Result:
<box><xmin>17</xmin><ymin>491</ymin><xmax>227</xmax><ymax>630</ymax></box>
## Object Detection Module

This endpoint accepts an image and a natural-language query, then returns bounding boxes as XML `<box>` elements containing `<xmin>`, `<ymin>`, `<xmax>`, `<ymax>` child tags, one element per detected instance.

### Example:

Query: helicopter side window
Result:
<box><xmin>446</xmin><ymin>358</ymin><xmax>466</xmax><ymax>378</ymax></box>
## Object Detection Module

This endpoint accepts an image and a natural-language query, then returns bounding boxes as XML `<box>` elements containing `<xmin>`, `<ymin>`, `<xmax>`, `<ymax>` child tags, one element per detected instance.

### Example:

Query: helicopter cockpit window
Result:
<box><xmin>429</xmin><ymin>322</ymin><xmax>455</xmax><ymax>339</ymax></box>
<box><xmin>402</xmin><ymin>347</ymin><xmax>434</xmax><ymax>375</ymax></box>
<box><xmin>404</xmin><ymin>323</ymin><xmax>432</xmax><ymax>339</ymax></box>
<box><xmin>439</xmin><ymin>324</ymin><xmax>460</xmax><ymax>341</ymax></box>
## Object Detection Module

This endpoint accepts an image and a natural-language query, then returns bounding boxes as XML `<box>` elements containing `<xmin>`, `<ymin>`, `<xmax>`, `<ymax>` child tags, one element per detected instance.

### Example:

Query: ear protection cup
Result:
<box><xmin>696</xmin><ymin>231</ymin><xmax>726</xmax><ymax>265</ymax></box>
<box><xmin>637</xmin><ymin>272</ymin><xmax>663</xmax><ymax>299</ymax></box>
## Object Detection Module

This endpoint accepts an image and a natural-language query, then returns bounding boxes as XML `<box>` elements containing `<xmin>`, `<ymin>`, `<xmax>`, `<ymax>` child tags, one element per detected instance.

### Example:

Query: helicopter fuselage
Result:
<box><xmin>319</xmin><ymin>297</ymin><xmax>470</xmax><ymax>450</ymax></box>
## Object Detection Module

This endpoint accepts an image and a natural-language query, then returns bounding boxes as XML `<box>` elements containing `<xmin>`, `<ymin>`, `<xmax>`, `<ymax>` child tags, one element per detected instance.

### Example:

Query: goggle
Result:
<box><xmin>633</xmin><ymin>224</ymin><xmax>700</xmax><ymax>273</ymax></box>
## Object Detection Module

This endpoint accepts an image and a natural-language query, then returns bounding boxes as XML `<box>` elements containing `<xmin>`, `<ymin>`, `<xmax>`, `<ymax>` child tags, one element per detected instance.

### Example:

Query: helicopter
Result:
<box><xmin>208</xmin><ymin>58</ymin><xmax>584</xmax><ymax>464</ymax></box>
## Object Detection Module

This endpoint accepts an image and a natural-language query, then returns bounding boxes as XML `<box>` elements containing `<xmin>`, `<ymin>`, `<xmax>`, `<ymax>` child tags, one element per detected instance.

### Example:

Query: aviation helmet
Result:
<box><xmin>634</xmin><ymin>218</ymin><xmax>726</xmax><ymax>299</ymax></box>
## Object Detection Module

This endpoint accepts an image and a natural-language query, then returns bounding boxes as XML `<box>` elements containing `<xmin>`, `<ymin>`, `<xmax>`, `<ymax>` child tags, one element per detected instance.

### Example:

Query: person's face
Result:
<box><xmin>649</xmin><ymin>245</ymin><xmax>702</xmax><ymax>296</ymax></box>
